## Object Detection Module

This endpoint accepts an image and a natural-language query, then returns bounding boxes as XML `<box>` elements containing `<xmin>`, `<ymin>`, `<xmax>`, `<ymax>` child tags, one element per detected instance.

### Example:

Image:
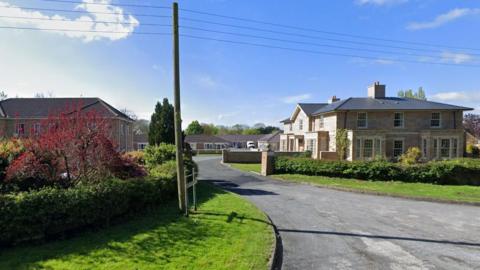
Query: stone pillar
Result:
<box><xmin>222</xmin><ymin>149</ymin><xmax>228</xmax><ymax>163</ymax></box>
<box><xmin>261</xmin><ymin>151</ymin><xmax>275</xmax><ymax>176</ymax></box>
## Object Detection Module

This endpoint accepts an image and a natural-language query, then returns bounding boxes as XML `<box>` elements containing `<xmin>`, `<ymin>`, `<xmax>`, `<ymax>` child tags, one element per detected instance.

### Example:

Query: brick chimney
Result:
<box><xmin>368</xmin><ymin>81</ymin><xmax>386</xmax><ymax>99</ymax></box>
<box><xmin>328</xmin><ymin>95</ymin><xmax>340</xmax><ymax>104</ymax></box>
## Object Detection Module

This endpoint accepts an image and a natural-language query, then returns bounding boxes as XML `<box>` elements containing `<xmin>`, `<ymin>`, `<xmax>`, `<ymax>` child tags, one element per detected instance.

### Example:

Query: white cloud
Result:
<box><xmin>282</xmin><ymin>93</ymin><xmax>311</xmax><ymax>104</ymax></box>
<box><xmin>407</xmin><ymin>8</ymin><xmax>480</xmax><ymax>30</ymax></box>
<box><xmin>356</xmin><ymin>0</ymin><xmax>407</xmax><ymax>6</ymax></box>
<box><xmin>0</xmin><ymin>0</ymin><xmax>139</xmax><ymax>42</ymax></box>
<box><xmin>440</xmin><ymin>52</ymin><xmax>473</xmax><ymax>64</ymax></box>
<box><xmin>196</xmin><ymin>75</ymin><xmax>218</xmax><ymax>89</ymax></box>
<box><xmin>431</xmin><ymin>91</ymin><xmax>480</xmax><ymax>103</ymax></box>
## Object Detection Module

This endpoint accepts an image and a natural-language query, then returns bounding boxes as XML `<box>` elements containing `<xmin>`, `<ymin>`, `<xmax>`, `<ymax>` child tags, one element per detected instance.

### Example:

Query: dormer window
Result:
<box><xmin>431</xmin><ymin>112</ymin><xmax>441</xmax><ymax>128</ymax></box>
<box><xmin>357</xmin><ymin>112</ymin><xmax>367</xmax><ymax>128</ymax></box>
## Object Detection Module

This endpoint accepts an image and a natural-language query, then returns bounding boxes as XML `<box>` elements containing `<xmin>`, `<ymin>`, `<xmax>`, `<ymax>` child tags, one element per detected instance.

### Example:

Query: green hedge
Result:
<box><xmin>0</xmin><ymin>177</ymin><xmax>176</xmax><ymax>246</ymax></box>
<box><xmin>274</xmin><ymin>157</ymin><xmax>480</xmax><ymax>186</ymax></box>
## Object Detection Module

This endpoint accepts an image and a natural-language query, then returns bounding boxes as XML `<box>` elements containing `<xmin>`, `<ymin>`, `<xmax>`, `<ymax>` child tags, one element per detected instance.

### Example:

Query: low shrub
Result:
<box><xmin>274</xmin><ymin>157</ymin><xmax>480</xmax><ymax>186</ymax></box>
<box><xmin>466</xmin><ymin>144</ymin><xmax>480</xmax><ymax>157</ymax></box>
<box><xmin>122</xmin><ymin>151</ymin><xmax>145</xmax><ymax>165</ymax></box>
<box><xmin>0</xmin><ymin>177</ymin><xmax>176</xmax><ymax>246</ymax></box>
<box><xmin>399</xmin><ymin>147</ymin><xmax>422</xmax><ymax>165</ymax></box>
<box><xmin>144</xmin><ymin>144</ymin><xmax>177</xmax><ymax>168</ymax></box>
<box><xmin>149</xmin><ymin>160</ymin><xmax>177</xmax><ymax>178</ymax></box>
<box><xmin>0</xmin><ymin>139</ymin><xmax>25</xmax><ymax>182</ymax></box>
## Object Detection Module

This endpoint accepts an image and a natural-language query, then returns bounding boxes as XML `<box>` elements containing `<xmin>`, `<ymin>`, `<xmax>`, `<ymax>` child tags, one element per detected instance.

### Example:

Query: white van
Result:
<box><xmin>246</xmin><ymin>141</ymin><xmax>255</xmax><ymax>149</ymax></box>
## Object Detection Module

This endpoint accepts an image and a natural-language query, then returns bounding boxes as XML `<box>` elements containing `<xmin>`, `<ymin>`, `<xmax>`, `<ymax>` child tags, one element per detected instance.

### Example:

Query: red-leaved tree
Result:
<box><xmin>6</xmin><ymin>103</ymin><xmax>135</xmax><ymax>184</ymax></box>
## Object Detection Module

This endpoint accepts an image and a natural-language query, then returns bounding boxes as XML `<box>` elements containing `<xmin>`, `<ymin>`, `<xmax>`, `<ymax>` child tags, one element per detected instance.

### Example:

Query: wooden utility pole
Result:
<box><xmin>172</xmin><ymin>2</ymin><xmax>187</xmax><ymax>214</ymax></box>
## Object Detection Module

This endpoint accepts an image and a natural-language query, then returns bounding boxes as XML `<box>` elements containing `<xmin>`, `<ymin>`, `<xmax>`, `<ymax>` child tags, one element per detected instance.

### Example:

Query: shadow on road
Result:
<box><xmin>278</xmin><ymin>229</ymin><xmax>480</xmax><ymax>247</ymax></box>
<box><xmin>203</xmin><ymin>179</ymin><xmax>279</xmax><ymax>196</ymax></box>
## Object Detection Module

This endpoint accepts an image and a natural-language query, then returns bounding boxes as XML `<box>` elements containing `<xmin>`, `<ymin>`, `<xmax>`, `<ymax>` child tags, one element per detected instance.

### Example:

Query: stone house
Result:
<box><xmin>0</xmin><ymin>98</ymin><xmax>135</xmax><ymax>152</ymax></box>
<box><xmin>279</xmin><ymin>82</ymin><xmax>473</xmax><ymax>161</ymax></box>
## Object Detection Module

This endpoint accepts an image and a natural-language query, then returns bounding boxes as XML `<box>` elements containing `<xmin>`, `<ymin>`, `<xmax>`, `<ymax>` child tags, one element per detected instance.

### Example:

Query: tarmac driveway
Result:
<box><xmin>194</xmin><ymin>156</ymin><xmax>480</xmax><ymax>270</ymax></box>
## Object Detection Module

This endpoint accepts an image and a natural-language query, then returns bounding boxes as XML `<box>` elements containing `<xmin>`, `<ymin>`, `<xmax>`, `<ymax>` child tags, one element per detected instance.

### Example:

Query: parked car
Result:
<box><xmin>246</xmin><ymin>141</ymin><xmax>255</xmax><ymax>148</ymax></box>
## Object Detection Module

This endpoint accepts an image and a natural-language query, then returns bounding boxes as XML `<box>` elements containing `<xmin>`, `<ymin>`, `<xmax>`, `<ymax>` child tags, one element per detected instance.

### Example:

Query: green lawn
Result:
<box><xmin>229</xmin><ymin>163</ymin><xmax>261</xmax><ymax>174</ymax></box>
<box><xmin>0</xmin><ymin>183</ymin><xmax>274</xmax><ymax>270</ymax></box>
<box><xmin>273</xmin><ymin>174</ymin><xmax>480</xmax><ymax>204</ymax></box>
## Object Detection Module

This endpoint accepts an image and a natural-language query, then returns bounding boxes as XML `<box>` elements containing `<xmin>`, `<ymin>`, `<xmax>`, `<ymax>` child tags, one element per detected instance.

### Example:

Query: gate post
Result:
<box><xmin>261</xmin><ymin>151</ymin><xmax>275</xmax><ymax>176</ymax></box>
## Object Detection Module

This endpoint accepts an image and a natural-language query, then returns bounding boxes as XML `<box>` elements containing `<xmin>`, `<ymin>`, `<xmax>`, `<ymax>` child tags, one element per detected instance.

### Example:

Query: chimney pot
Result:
<box><xmin>368</xmin><ymin>81</ymin><xmax>386</xmax><ymax>99</ymax></box>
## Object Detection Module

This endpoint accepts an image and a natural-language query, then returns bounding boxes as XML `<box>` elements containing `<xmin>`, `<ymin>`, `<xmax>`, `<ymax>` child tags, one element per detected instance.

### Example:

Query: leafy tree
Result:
<box><xmin>0</xmin><ymin>91</ymin><xmax>7</xmax><ymax>101</ymax></box>
<box><xmin>202</xmin><ymin>123</ymin><xmax>219</xmax><ymax>135</ymax></box>
<box><xmin>464</xmin><ymin>114</ymin><xmax>480</xmax><ymax>138</ymax></box>
<box><xmin>398</xmin><ymin>87</ymin><xmax>427</xmax><ymax>100</ymax></box>
<box><xmin>242</xmin><ymin>128</ymin><xmax>261</xmax><ymax>135</ymax></box>
<box><xmin>148</xmin><ymin>98</ymin><xmax>175</xmax><ymax>145</ymax></box>
<box><xmin>185</xmin><ymin>120</ymin><xmax>204</xmax><ymax>135</ymax></box>
<box><xmin>133</xmin><ymin>119</ymin><xmax>149</xmax><ymax>135</ymax></box>
<box><xmin>335</xmin><ymin>129</ymin><xmax>350</xmax><ymax>160</ymax></box>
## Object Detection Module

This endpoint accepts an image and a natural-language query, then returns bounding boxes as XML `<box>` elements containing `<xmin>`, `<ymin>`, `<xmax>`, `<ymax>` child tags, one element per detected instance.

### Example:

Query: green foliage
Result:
<box><xmin>123</xmin><ymin>151</ymin><xmax>145</xmax><ymax>165</ymax></box>
<box><xmin>0</xmin><ymin>183</ymin><xmax>273</xmax><ymax>270</ymax></box>
<box><xmin>274</xmin><ymin>157</ymin><xmax>480</xmax><ymax>186</ymax></box>
<box><xmin>0</xmin><ymin>177</ymin><xmax>176</xmax><ymax>246</ymax></box>
<box><xmin>466</xmin><ymin>144</ymin><xmax>480</xmax><ymax>157</ymax></box>
<box><xmin>149</xmin><ymin>160</ymin><xmax>177</xmax><ymax>178</ymax></box>
<box><xmin>242</xmin><ymin>128</ymin><xmax>262</xmax><ymax>135</ymax></box>
<box><xmin>399</xmin><ymin>147</ymin><xmax>422</xmax><ymax>165</ymax></box>
<box><xmin>185</xmin><ymin>120</ymin><xmax>204</xmax><ymax>135</ymax></box>
<box><xmin>398</xmin><ymin>87</ymin><xmax>427</xmax><ymax>100</ymax></box>
<box><xmin>0</xmin><ymin>140</ymin><xmax>25</xmax><ymax>181</ymax></box>
<box><xmin>148</xmin><ymin>98</ymin><xmax>175</xmax><ymax>145</ymax></box>
<box><xmin>336</xmin><ymin>129</ymin><xmax>350</xmax><ymax>160</ymax></box>
<box><xmin>144</xmin><ymin>143</ymin><xmax>177</xmax><ymax>168</ymax></box>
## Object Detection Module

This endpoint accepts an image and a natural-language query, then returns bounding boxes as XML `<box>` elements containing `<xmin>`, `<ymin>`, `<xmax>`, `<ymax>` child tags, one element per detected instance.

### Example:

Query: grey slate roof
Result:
<box><xmin>312</xmin><ymin>97</ymin><xmax>473</xmax><ymax>115</ymax></box>
<box><xmin>0</xmin><ymin>98</ymin><xmax>133</xmax><ymax>121</ymax></box>
<box><xmin>218</xmin><ymin>134</ymin><xmax>266</xmax><ymax>143</ymax></box>
<box><xmin>185</xmin><ymin>135</ymin><xmax>230</xmax><ymax>143</ymax></box>
<box><xmin>280</xmin><ymin>118</ymin><xmax>292</xmax><ymax>124</ymax></box>
<box><xmin>259</xmin><ymin>131</ymin><xmax>281</xmax><ymax>143</ymax></box>
<box><xmin>298</xmin><ymin>103</ymin><xmax>328</xmax><ymax>115</ymax></box>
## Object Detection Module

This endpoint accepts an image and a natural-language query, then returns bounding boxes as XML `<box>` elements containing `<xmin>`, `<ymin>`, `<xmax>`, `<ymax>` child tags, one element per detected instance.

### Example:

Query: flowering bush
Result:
<box><xmin>0</xmin><ymin>140</ymin><xmax>23</xmax><ymax>180</ymax></box>
<box><xmin>5</xmin><ymin>106</ymin><xmax>125</xmax><ymax>188</ymax></box>
<box><xmin>122</xmin><ymin>151</ymin><xmax>145</xmax><ymax>165</ymax></box>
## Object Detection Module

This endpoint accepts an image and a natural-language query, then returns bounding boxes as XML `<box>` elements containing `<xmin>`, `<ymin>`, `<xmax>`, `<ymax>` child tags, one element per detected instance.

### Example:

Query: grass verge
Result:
<box><xmin>0</xmin><ymin>183</ymin><xmax>274</xmax><ymax>270</ymax></box>
<box><xmin>229</xmin><ymin>163</ymin><xmax>261</xmax><ymax>174</ymax></box>
<box><xmin>273</xmin><ymin>174</ymin><xmax>480</xmax><ymax>204</ymax></box>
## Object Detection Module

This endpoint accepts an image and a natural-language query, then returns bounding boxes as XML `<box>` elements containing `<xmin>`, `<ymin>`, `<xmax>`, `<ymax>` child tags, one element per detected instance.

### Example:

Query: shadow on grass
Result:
<box><xmin>0</xmin><ymin>183</ymin><xmax>267</xmax><ymax>269</ymax></box>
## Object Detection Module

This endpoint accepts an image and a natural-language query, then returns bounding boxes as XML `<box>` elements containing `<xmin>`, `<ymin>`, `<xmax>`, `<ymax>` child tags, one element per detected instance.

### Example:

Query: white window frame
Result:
<box><xmin>355</xmin><ymin>136</ymin><xmax>383</xmax><ymax>160</ymax></box>
<box><xmin>393</xmin><ymin>112</ymin><xmax>404</xmax><ymax>128</ymax></box>
<box><xmin>299</xmin><ymin>119</ymin><xmax>303</xmax><ymax>130</ymax></box>
<box><xmin>357</xmin><ymin>112</ymin><xmax>368</xmax><ymax>129</ymax></box>
<box><xmin>422</xmin><ymin>138</ymin><xmax>428</xmax><ymax>158</ymax></box>
<box><xmin>15</xmin><ymin>123</ymin><xmax>25</xmax><ymax>136</ymax></box>
<box><xmin>319</xmin><ymin>116</ymin><xmax>324</xmax><ymax>129</ymax></box>
<box><xmin>431</xmin><ymin>112</ymin><xmax>441</xmax><ymax>128</ymax></box>
<box><xmin>393</xmin><ymin>139</ymin><xmax>404</xmax><ymax>158</ymax></box>
<box><xmin>432</xmin><ymin>137</ymin><xmax>459</xmax><ymax>159</ymax></box>
<box><xmin>363</xmin><ymin>139</ymin><xmax>374</xmax><ymax>159</ymax></box>
<box><xmin>33</xmin><ymin>122</ymin><xmax>41</xmax><ymax>136</ymax></box>
<box><xmin>137</xmin><ymin>143</ymin><xmax>148</xmax><ymax>150</ymax></box>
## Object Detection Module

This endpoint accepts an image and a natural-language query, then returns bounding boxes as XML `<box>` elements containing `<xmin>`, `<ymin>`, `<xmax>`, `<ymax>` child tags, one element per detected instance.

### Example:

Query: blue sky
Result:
<box><xmin>0</xmin><ymin>0</ymin><xmax>479</xmax><ymax>127</ymax></box>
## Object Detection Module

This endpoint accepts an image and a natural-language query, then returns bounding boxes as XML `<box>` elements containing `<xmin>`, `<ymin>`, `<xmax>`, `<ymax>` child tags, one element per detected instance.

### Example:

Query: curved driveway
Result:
<box><xmin>195</xmin><ymin>156</ymin><xmax>480</xmax><ymax>270</ymax></box>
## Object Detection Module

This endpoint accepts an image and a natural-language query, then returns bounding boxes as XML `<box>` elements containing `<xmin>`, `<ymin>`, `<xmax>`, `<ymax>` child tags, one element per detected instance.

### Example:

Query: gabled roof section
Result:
<box><xmin>0</xmin><ymin>98</ymin><xmax>133</xmax><ymax>121</ymax></box>
<box><xmin>283</xmin><ymin>103</ymin><xmax>328</xmax><ymax>123</ymax></box>
<box><xmin>298</xmin><ymin>103</ymin><xmax>328</xmax><ymax>115</ymax></box>
<box><xmin>313</xmin><ymin>97</ymin><xmax>473</xmax><ymax>115</ymax></box>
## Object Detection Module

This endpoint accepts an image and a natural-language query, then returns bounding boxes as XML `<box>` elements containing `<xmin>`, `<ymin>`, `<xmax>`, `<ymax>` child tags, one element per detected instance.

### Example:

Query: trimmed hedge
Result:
<box><xmin>0</xmin><ymin>177</ymin><xmax>176</xmax><ymax>246</ymax></box>
<box><xmin>274</xmin><ymin>157</ymin><xmax>480</xmax><ymax>186</ymax></box>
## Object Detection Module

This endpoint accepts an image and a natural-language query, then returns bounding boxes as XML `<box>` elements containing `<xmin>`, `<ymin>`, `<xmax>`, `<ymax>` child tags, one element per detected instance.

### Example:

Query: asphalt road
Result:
<box><xmin>194</xmin><ymin>156</ymin><xmax>480</xmax><ymax>270</ymax></box>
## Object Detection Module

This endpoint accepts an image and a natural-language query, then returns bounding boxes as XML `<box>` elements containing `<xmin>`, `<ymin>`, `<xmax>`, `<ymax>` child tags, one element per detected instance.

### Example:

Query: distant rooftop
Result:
<box><xmin>0</xmin><ymin>97</ymin><xmax>133</xmax><ymax>121</ymax></box>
